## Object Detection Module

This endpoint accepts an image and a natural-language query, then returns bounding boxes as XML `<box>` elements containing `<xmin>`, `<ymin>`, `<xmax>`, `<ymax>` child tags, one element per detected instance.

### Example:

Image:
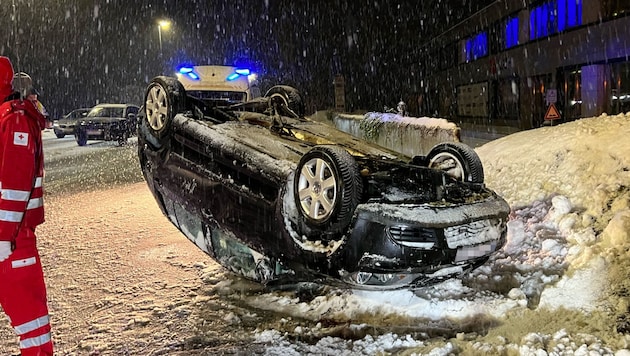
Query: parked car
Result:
<box><xmin>137</xmin><ymin>76</ymin><xmax>511</xmax><ymax>290</ymax></box>
<box><xmin>52</xmin><ymin>108</ymin><xmax>91</xmax><ymax>138</ymax></box>
<box><xmin>75</xmin><ymin>103</ymin><xmax>139</xmax><ymax>146</ymax></box>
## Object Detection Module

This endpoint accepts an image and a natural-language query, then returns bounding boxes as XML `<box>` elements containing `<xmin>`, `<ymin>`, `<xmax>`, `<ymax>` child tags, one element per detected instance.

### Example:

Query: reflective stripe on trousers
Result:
<box><xmin>0</xmin><ymin>227</ymin><xmax>53</xmax><ymax>355</ymax></box>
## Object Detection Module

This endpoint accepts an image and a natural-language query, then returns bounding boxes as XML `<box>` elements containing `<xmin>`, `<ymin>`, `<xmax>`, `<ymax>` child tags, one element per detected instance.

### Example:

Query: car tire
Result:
<box><xmin>294</xmin><ymin>145</ymin><xmax>362</xmax><ymax>238</ymax></box>
<box><xmin>142</xmin><ymin>76</ymin><xmax>186</xmax><ymax>148</ymax></box>
<box><xmin>55</xmin><ymin>132</ymin><xmax>65</xmax><ymax>139</ymax></box>
<box><xmin>264</xmin><ymin>85</ymin><xmax>305</xmax><ymax>118</ymax></box>
<box><xmin>427</xmin><ymin>142</ymin><xmax>484</xmax><ymax>183</ymax></box>
<box><xmin>75</xmin><ymin>128</ymin><xmax>87</xmax><ymax>146</ymax></box>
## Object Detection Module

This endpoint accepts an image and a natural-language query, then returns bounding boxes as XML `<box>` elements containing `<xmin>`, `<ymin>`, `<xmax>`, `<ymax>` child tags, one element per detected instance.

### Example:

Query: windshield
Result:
<box><xmin>63</xmin><ymin>109</ymin><xmax>89</xmax><ymax>120</ymax></box>
<box><xmin>87</xmin><ymin>107</ymin><xmax>125</xmax><ymax>118</ymax></box>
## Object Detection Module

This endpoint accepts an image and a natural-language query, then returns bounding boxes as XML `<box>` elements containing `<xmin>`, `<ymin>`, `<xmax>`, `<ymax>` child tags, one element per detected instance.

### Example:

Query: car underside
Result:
<box><xmin>138</xmin><ymin>76</ymin><xmax>511</xmax><ymax>290</ymax></box>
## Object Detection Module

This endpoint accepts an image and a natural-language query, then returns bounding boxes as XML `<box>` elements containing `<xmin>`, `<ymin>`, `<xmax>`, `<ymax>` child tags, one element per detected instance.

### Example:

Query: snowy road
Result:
<box><xmin>1</xmin><ymin>132</ymin><xmax>265</xmax><ymax>354</ymax></box>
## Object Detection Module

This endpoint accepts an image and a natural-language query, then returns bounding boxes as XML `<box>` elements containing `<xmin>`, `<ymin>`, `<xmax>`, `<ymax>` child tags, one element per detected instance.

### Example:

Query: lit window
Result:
<box><xmin>465</xmin><ymin>31</ymin><xmax>488</xmax><ymax>62</ymax></box>
<box><xmin>505</xmin><ymin>17</ymin><xmax>519</xmax><ymax>49</ymax></box>
<box><xmin>530</xmin><ymin>0</ymin><xmax>582</xmax><ymax>40</ymax></box>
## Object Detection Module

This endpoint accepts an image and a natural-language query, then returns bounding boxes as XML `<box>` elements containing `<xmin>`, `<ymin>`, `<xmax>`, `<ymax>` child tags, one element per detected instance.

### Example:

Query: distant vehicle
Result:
<box><xmin>175</xmin><ymin>65</ymin><xmax>261</xmax><ymax>105</ymax></box>
<box><xmin>137</xmin><ymin>75</ymin><xmax>511</xmax><ymax>290</ymax></box>
<box><xmin>75</xmin><ymin>103</ymin><xmax>139</xmax><ymax>146</ymax></box>
<box><xmin>52</xmin><ymin>108</ymin><xmax>91</xmax><ymax>138</ymax></box>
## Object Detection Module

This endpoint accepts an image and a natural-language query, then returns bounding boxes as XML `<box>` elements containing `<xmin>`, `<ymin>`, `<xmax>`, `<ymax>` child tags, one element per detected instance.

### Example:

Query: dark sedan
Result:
<box><xmin>75</xmin><ymin>103</ymin><xmax>139</xmax><ymax>146</ymax></box>
<box><xmin>137</xmin><ymin>76</ymin><xmax>511</xmax><ymax>290</ymax></box>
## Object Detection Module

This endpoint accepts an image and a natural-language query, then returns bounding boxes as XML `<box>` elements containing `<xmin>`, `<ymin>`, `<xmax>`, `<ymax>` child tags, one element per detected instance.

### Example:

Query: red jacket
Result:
<box><xmin>0</xmin><ymin>58</ymin><xmax>46</xmax><ymax>241</ymax></box>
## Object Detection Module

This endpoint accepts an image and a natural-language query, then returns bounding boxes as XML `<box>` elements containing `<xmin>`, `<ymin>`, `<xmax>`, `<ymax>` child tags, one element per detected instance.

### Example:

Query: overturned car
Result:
<box><xmin>137</xmin><ymin>76</ymin><xmax>511</xmax><ymax>290</ymax></box>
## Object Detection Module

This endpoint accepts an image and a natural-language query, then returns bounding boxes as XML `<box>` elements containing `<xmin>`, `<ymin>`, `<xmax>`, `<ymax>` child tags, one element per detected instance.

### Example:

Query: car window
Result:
<box><xmin>62</xmin><ymin>109</ymin><xmax>89</xmax><ymax>120</ymax></box>
<box><xmin>88</xmin><ymin>107</ymin><xmax>124</xmax><ymax>118</ymax></box>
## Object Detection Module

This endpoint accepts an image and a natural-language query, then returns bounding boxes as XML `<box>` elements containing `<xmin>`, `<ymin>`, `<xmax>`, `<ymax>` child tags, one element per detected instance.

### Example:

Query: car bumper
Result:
<box><xmin>53</xmin><ymin>126</ymin><xmax>76</xmax><ymax>135</ymax></box>
<box><xmin>78</xmin><ymin>124</ymin><xmax>127</xmax><ymax>140</ymax></box>
<box><xmin>332</xmin><ymin>196</ymin><xmax>510</xmax><ymax>289</ymax></box>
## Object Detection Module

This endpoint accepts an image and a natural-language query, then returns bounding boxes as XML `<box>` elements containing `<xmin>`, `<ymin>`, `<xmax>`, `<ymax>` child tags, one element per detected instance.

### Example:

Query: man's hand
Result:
<box><xmin>0</xmin><ymin>241</ymin><xmax>12</xmax><ymax>262</ymax></box>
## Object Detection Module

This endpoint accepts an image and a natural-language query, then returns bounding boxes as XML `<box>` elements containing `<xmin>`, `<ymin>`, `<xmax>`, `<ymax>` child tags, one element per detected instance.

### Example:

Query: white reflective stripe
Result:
<box><xmin>14</xmin><ymin>315</ymin><xmax>50</xmax><ymax>335</ymax></box>
<box><xmin>12</xmin><ymin>256</ymin><xmax>37</xmax><ymax>269</ymax></box>
<box><xmin>0</xmin><ymin>188</ymin><xmax>30</xmax><ymax>201</ymax></box>
<box><xmin>27</xmin><ymin>197</ymin><xmax>43</xmax><ymax>210</ymax></box>
<box><xmin>19</xmin><ymin>332</ymin><xmax>51</xmax><ymax>349</ymax></box>
<box><xmin>0</xmin><ymin>210</ymin><xmax>23</xmax><ymax>222</ymax></box>
<box><xmin>34</xmin><ymin>177</ymin><xmax>43</xmax><ymax>188</ymax></box>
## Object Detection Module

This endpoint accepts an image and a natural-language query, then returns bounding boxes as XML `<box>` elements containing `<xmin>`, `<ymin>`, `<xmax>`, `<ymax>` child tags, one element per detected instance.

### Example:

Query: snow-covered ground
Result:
<box><xmin>227</xmin><ymin>113</ymin><xmax>630</xmax><ymax>355</ymax></box>
<box><xmin>6</xmin><ymin>115</ymin><xmax>627</xmax><ymax>355</ymax></box>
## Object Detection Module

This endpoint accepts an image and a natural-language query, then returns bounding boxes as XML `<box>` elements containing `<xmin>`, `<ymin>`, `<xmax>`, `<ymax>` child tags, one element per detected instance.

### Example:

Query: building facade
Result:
<box><xmin>421</xmin><ymin>0</ymin><xmax>630</xmax><ymax>130</ymax></box>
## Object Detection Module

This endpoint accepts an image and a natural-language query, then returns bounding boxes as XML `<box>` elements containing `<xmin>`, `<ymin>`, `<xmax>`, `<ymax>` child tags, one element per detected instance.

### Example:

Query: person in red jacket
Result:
<box><xmin>0</xmin><ymin>56</ymin><xmax>53</xmax><ymax>355</ymax></box>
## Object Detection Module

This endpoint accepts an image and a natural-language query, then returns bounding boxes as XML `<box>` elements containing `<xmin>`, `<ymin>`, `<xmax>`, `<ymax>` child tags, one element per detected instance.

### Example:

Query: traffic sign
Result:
<box><xmin>544</xmin><ymin>103</ymin><xmax>561</xmax><ymax>121</ymax></box>
<box><xmin>546</xmin><ymin>89</ymin><xmax>557</xmax><ymax>105</ymax></box>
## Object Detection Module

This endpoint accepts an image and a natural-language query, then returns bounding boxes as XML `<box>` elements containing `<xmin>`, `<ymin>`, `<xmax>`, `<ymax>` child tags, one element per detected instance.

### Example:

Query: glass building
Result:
<box><xmin>420</xmin><ymin>0</ymin><xmax>630</xmax><ymax>130</ymax></box>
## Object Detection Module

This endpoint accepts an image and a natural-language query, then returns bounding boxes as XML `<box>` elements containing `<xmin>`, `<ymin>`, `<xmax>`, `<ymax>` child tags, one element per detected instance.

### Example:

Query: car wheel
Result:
<box><xmin>143</xmin><ymin>76</ymin><xmax>186</xmax><ymax>147</ymax></box>
<box><xmin>55</xmin><ymin>132</ymin><xmax>65</xmax><ymax>139</ymax></box>
<box><xmin>427</xmin><ymin>142</ymin><xmax>484</xmax><ymax>183</ymax></box>
<box><xmin>264</xmin><ymin>85</ymin><xmax>305</xmax><ymax>118</ymax></box>
<box><xmin>294</xmin><ymin>145</ymin><xmax>362</xmax><ymax>237</ymax></box>
<box><xmin>75</xmin><ymin>128</ymin><xmax>87</xmax><ymax>146</ymax></box>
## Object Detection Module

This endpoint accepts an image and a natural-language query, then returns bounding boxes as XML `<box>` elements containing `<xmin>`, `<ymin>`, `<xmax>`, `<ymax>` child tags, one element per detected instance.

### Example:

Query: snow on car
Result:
<box><xmin>137</xmin><ymin>74</ymin><xmax>511</xmax><ymax>290</ymax></box>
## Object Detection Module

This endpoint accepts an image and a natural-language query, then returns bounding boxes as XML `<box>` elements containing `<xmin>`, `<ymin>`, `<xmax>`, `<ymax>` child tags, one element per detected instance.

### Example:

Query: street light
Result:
<box><xmin>157</xmin><ymin>19</ymin><xmax>171</xmax><ymax>53</ymax></box>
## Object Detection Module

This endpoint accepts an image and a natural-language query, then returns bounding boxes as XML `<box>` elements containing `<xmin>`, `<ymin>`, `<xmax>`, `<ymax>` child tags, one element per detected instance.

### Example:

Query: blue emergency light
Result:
<box><xmin>178</xmin><ymin>66</ymin><xmax>199</xmax><ymax>80</ymax></box>
<box><xmin>227</xmin><ymin>68</ymin><xmax>251</xmax><ymax>81</ymax></box>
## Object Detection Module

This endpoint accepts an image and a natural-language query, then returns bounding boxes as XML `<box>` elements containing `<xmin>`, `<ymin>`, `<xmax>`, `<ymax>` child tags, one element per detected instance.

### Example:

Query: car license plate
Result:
<box><xmin>454</xmin><ymin>241</ymin><xmax>496</xmax><ymax>262</ymax></box>
<box><xmin>87</xmin><ymin>129</ymin><xmax>102</xmax><ymax>135</ymax></box>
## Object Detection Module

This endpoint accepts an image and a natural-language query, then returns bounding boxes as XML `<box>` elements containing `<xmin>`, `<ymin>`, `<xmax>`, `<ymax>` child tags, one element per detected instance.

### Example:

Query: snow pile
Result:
<box><xmin>234</xmin><ymin>113</ymin><xmax>630</xmax><ymax>354</ymax></box>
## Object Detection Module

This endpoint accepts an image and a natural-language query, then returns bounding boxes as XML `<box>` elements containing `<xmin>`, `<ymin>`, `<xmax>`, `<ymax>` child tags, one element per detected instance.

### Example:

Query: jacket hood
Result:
<box><xmin>0</xmin><ymin>56</ymin><xmax>14</xmax><ymax>101</ymax></box>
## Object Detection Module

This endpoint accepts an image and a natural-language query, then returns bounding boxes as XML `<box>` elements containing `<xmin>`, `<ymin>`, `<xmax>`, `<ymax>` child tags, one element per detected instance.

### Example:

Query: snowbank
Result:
<box><xmin>238</xmin><ymin>112</ymin><xmax>630</xmax><ymax>354</ymax></box>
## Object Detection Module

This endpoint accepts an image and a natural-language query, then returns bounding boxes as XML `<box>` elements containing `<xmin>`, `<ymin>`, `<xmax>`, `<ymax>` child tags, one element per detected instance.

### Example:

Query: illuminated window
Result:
<box><xmin>530</xmin><ymin>0</ymin><xmax>582</xmax><ymax>40</ymax></box>
<box><xmin>465</xmin><ymin>31</ymin><xmax>488</xmax><ymax>62</ymax></box>
<box><xmin>505</xmin><ymin>17</ymin><xmax>519</xmax><ymax>49</ymax></box>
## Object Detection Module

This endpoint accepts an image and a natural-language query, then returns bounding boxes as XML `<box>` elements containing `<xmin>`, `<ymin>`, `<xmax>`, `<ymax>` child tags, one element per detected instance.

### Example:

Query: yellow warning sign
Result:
<box><xmin>544</xmin><ymin>103</ymin><xmax>561</xmax><ymax>121</ymax></box>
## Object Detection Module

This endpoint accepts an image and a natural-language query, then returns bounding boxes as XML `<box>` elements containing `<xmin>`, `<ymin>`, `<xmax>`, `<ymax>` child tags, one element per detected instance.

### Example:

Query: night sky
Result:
<box><xmin>0</xmin><ymin>0</ymin><xmax>493</xmax><ymax>117</ymax></box>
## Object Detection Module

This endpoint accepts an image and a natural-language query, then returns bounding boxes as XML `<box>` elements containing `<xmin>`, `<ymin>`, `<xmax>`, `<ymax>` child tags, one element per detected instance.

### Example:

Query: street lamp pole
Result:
<box><xmin>157</xmin><ymin>20</ymin><xmax>171</xmax><ymax>55</ymax></box>
<box><xmin>158</xmin><ymin>25</ymin><xmax>163</xmax><ymax>52</ymax></box>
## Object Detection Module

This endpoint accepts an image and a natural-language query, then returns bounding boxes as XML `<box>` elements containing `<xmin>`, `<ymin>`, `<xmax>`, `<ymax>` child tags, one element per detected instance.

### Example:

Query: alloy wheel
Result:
<box><xmin>145</xmin><ymin>84</ymin><xmax>168</xmax><ymax>131</ymax></box>
<box><xmin>296</xmin><ymin>157</ymin><xmax>338</xmax><ymax>221</ymax></box>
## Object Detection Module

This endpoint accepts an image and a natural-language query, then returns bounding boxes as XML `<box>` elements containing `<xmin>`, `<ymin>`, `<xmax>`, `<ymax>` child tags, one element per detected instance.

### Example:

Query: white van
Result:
<box><xmin>175</xmin><ymin>65</ymin><xmax>260</xmax><ymax>104</ymax></box>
